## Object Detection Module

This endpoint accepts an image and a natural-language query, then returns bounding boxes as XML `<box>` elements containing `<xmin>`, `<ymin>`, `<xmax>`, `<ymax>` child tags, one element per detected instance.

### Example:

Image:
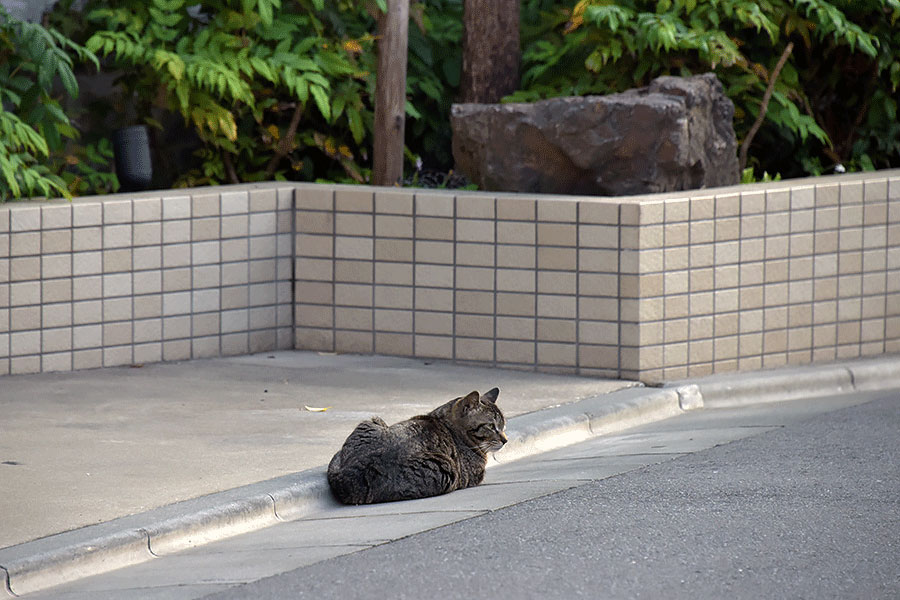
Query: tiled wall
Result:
<box><xmin>0</xmin><ymin>184</ymin><xmax>294</xmax><ymax>376</ymax></box>
<box><xmin>2</xmin><ymin>171</ymin><xmax>898</xmax><ymax>381</ymax></box>
<box><xmin>293</xmin><ymin>171</ymin><xmax>899</xmax><ymax>382</ymax></box>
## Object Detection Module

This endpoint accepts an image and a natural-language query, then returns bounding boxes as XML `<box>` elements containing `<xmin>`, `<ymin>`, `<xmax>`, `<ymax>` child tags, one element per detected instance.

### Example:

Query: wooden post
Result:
<box><xmin>460</xmin><ymin>0</ymin><xmax>519</xmax><ymax>104</ymax></box>
<box><xmin>373</xmin><ymin>0</ymin><xmax>409</xmax><ymax>186</ymax></box>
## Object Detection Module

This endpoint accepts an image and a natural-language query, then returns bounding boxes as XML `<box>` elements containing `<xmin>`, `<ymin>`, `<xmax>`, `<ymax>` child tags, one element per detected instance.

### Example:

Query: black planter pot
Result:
<box><xmin>113</xmin><ymin>125</ymin><xmax>153</xmax><ymax>192</ymax></box>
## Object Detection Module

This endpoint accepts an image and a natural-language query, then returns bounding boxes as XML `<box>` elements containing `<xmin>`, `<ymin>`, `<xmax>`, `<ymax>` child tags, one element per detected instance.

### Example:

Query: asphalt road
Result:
<box><xmin>205</xmin><ymin>393</ymin><xmax>899</xmax><ymax>600</ymax></box>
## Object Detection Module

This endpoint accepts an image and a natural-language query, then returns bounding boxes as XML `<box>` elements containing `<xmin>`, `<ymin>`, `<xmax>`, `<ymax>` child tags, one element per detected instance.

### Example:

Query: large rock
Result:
<box><xmin>451</xmin><ymin>73</ymin><xmax>739</xmax><ymax>196</ymax></box>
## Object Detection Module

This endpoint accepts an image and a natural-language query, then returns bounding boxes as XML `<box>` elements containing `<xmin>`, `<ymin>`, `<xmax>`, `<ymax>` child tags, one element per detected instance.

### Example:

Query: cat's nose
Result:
<box><xmin>499</xmin><ymin>431</ymin><xmax>508</xmax><ymax>444</ymax></box>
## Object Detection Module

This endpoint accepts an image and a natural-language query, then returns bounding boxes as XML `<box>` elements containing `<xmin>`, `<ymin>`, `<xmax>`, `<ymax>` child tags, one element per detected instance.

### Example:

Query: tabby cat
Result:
<box><xmin>327</xmin><ymin>388</ymin><xmax>506</xmax><ymax>505</ymax></box>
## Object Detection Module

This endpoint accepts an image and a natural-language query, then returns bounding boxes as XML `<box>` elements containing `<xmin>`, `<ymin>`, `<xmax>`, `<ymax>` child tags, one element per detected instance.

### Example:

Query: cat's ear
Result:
<box><xmin>452</xmin><ymin>391</ymin><xmax>480</xmax><ymax>417</ymax></box>
<box><xmin>481</xmin><ymin>387</ymin><xmax>500</xmax><ymax>404</ymax></box>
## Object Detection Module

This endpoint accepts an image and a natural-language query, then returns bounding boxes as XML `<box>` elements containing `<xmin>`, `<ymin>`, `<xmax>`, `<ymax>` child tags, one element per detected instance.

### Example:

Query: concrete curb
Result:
<box><xmin>492</xmin><ymin>387</ymin><xmax>696</xmax><ymax>465</ymax></box>
<box><xmin>667</xmin><ymin>354</ymin><xmax>900</xmax><ymax>408</ymax></box>
<box><xmin>0</xmin><ymin>385</ymin><xmax>690</xmax><ymax>597</ymax></box>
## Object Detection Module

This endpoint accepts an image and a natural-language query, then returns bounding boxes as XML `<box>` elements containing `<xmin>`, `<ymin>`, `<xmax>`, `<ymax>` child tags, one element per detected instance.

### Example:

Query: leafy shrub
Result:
<box><xmin>0</xmin><ymin>6</ymin><xmax>101</xmax><ymax>201</ymax></box>
<box><xmin>405</xmin><ymin>0</ymin><xmax>464</xmax><ymax>171</ymax></box>
<box><xmin>83</xmin><ymin>0</ymin><xmax>378</xmax><ymax>185</ymax></box>
<box><xmin>514</xmin><ymin>0</ymin><xmax>900</xmax><ymax>179</ymax></box>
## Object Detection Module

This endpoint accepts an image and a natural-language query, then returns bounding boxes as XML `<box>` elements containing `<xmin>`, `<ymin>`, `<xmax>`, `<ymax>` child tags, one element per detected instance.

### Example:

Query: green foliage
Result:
<box><xmin>405</xmin><ymin>0</ymin><xmax>464</xmax><ymax>170</ymax></box>
<box><xmin>0</xmin><ymin>6</ymin><xmax>101</xmax><ymax>200</ymax></box>
<box><xmin>83</xmin><ymin>0</ymin><xmax>378</xmax><ymax>185</ymax></box>
<box><xmin>7</xmin><ymin>0</ymin><xmax>898</xmax><ymax>197</ymax></box>
<box><xmin>61</xmin><ymin>138</ymin><xmax>120</xmax><ymax>195</ymax></box>
<box><xmin>515</xmin><ymin>0</ymin><xmax>900</xmax><ymax>179</ymax></box>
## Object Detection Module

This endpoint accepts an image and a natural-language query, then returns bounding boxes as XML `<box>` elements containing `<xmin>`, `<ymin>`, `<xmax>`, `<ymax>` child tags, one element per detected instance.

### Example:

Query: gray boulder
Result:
<box><xmin>450</xmin><ymin>73</ymin><xmax>739</xmax><ymax>196</ymax></box>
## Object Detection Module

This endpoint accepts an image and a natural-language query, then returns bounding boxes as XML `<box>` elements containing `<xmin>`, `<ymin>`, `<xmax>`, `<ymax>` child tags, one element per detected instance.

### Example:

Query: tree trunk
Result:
<box><xmin>459</xmin><ymin>0</ymin><xmax>520</xmax><ymax>104</ymax></box>
<box><xmin>372</xmin><ymin>0</ymin><xmax>409</xmax><ymax>186</ymax></box>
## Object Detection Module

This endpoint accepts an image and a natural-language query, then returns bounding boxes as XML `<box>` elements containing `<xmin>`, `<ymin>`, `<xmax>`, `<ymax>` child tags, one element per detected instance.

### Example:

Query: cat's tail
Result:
<box><xmin>326</xmin><ymin>452</ymin><xmax>355</xmax><ymax>504</ymax></box>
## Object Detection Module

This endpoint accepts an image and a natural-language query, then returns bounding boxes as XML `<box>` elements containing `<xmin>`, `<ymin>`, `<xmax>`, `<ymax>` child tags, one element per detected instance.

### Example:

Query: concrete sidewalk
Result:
<box><xmin>2</xmin><ymin>351</ymin><xmax>898</xmax><ymax>597</ymax></box>
<box><xmin>0</xmin><ymin>351</ymin><xmax>638</xmax><ymax>549</ymax></box>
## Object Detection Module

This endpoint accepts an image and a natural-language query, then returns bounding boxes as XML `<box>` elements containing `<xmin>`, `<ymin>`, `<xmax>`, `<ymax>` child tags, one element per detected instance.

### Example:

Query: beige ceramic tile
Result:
<box><xmin>496</xmin><ymin>245</ymin><xmax>535</xmax><ymax>269</ymax></box>
<box><xmin>415</xmin><ymin>264</ymin><xmax>453</xmax><ymax>288</ymax></box>
<box><xmin>448</xmin><ymin>195</ymin><xmax>492</xmax><ymax>221</ymax></box>
<box><xmin>374</xmin><ymin>284</ymin><xmax>413</xmax><ymax>309</ymax></box>
<box><xmin>414</xmin><ymin>192</ymin><xmax>453</xmax><ymax>217</ymax></box>
<box><xmin>537</xmin><ymin>247</ymin><xmax>576</xmax><ymax>271</ymax></box>
<box><xmin>10</xmin><ymin>232</ymin><xmax>40</xmax><ymax>257</ymax></box>
<box><xmin>331</xmin><ymin>260</ymin><xmax>370</xmax><ymax>286</ymax></box>
<box><xmin>334</xmin><ymin>282</ymin><xmax>373</xmax><ymax>307</ymax></box>
<box><xmin>375</xmin><ymin>215</ymin><xmax>413</xmax><ymax>238</ymax></box>
<box><xmin>688</xmin><ymin>292</ymin><xmax>715</xmax><ymax>317</ymax></box>
<box><xmin>72</xmin><ymin>348</ymin><xmax>103</xmax><ymax>370</ymax></box>
<box><xmin>103</xmin><ymin>249</ymin><xmax>132</xmax><ymax>273</ymax></box>
<box><xmin>496</xmin><ymin>315</ymin><xmax>534</xmax><ymax>340</ymax></box>
<box><xmin>537</xmin><ymin>319</ymin><xmax>578</xmax><ymax>343</ymax></box>
<box><xmin>133</xmin><ymin>223</ymin><xmax>162</xmax><ymax>247</ymax></box>
<box><xmin>72</xmin><ymin>203</ymin><xmax>102</xmax><ymax>228</ymax></box>
<box><xmin>375</xmin><ymin>262</ymin><xmax>412</xmax><ymax>286</ymax></box>
<box><xmin>455</xmin><ymin>266</ymin><xmax>494</xmax><ymax>291</ymax></box>
<box><xmin>537</xmin><ymin>270</ymin><xmax>576</xmax><ymax>295</ymax></box>
<box><xmin>296</xmin><ymin>187</ymin><xmax>333</xmax><ymax>211</ymax></box>
<box><xmin>374</xmin><ymin>332</ymin><xmax>412</xmax><ymax>356</ymax></box>
<box><xmin>863</xmin><ymin>179</ymin><xmax>888</xmax><ymax>203</ymax></box>
<box><xmin>375</xmin><ymin>190</ymin><xmax>414</xmax><ymax>215</ymax></box>
<box><xmin>791</xmin><ymin>209</ymin><xmax>815</xmax><ymax>234</ymax></box>
<box><xmin>72</xmin><ymin>324</ymin><xmax>102</xmax><ymax>349</ymax></box>
<box><xmin>415</xmin><ymin>240</ymin><xmax>453</xmax><ymax>264</ymax></box>
<box><xmin>162</xmin><ymin>196</ymin><xmax>192</xmax><ymax>220</ymax></box>
<box><xmin>191</xmin><ymin>289</ymin><xmax>220</xmax><ymax>313</ymax></box>
<box><xmin>334</xmin><ymin>329</ymin><xmax>373</xmax><ymax>353</ymax></box>
<box><xmin>457</xmin><ymin>219</ymin><xmax>494</xmax><ymax>243</ymax></box>
<box><xmin>452</xmin><ymin>336</ymin><xmax>492</xmax><ymax>362</ymax></box>
<box><xmin>163</xmin><ymin>267</ymin><xmax>191</xmax><ymax>292</ymax></box>
<box><xmin>456</xmin><ymin>290</ymin><xmax>494</xmax><ymax>314</ymax></box>
<box><xmin>456</xmin><ymin>242</ymin><xmax>495</xmax><ymax>267</ymax></box>
<box><xmin>334</xmin><ymin>189</ymin><xmax>373</xmax><ymax>213</ymax></box>
<box><xmin>496</xmin><ymin>196</ymin><xmax>535</xmax><ymax>222</ymax></box>
<box><xmin>335</xmin><ymin>236</ymin><xmax>373</xmax><ymax>260</ymax></box>
<box><xmin>249</xmin><ymin>306</ymin><xmax>277</xmax><ymax>330</ymax></box>
<box><xmin>493</xmin><ymin>340</ymin><xmax>533</xmax><ymax>364</ymax></box>
<box><xmin>374</xmin><ymin>308</ymin><xmax>413</xmax><ymax>333</ymax></box>
<box><xmin>577</xmin><ymin>249</ymin><xmax>616</xmax><ymax>273</ymax></box>
<box><xmin>40</xmin><ymin>204</ymin><xmax>71</xmax><ymax>230</ymax></box>
<box><xmin>249</xmin><ymin>235</ymin><xmax>276</xmax><ymax>260</ymax></box>
<box><xmin>455</xmin><ymin>313</ymin><xmax>494</xmax><ymax>338</ymax></box>
<box><xmin>72</xmin><ymin>227</ymin><xmax>102</xmax><ymax>252</ymax></box>
<box><xmin>332</xmin><ymin>306</ymin><xmax>374</xmax><ymax>331</ymax></box>
<box><xmin>295</xmin><ymin>257</ymin><xmax>333</xmax><ymax>282</ymax></box>
<box><xmin>415</xmin><ymin>216</ymin><xmax>454</xmax><ymax>240</ymax></box>
<box><xmin>416</xmin><ymin>288</ymin><xmax>453</xmax><ymax>312</ymax></box>
<box><xmin>297</xmin><ymin>211</ymin><xmax>334</xmax><ymax>235</ymax></box>
<box><xmin>496</xmin><ymin>292</ymin><xmax>535</xmax><ymax>317</ymax></box>
<box><xmin>218</xmin><ymin>191</ymin><xmax>248</xmax><ymax>216</ymax></box>
<box><xmin>335</xmin><ymin>213</ymin><xmax>373</xmax><ymax>236</ymax></box>
<box><xmin>414</xmin><ymin>311</ymin><xmax>452</xmax><ymax>335</ymax></box>
<box><xmin>161</xmin><ymin>339</ymin><xmax>191</xmax><ymax>361</ymax></box>
<box><xmin>220</xmin><ymin>332</ymin><xmax>249</xmax><ymax>356</ymax></box>
<box><xmin>579</xmin><ymin>296</ymin><xmax>617</xmax><ymax>321</ymax></box>
<box><xmin>414</xmin><ymin>334</ymin><xmax>452</xmax><ymax>359</ymax></box>
<box><xmin>191</xmin><ymin>193</ymin><xmax>220</xmax><ymax>218</ymax></box>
